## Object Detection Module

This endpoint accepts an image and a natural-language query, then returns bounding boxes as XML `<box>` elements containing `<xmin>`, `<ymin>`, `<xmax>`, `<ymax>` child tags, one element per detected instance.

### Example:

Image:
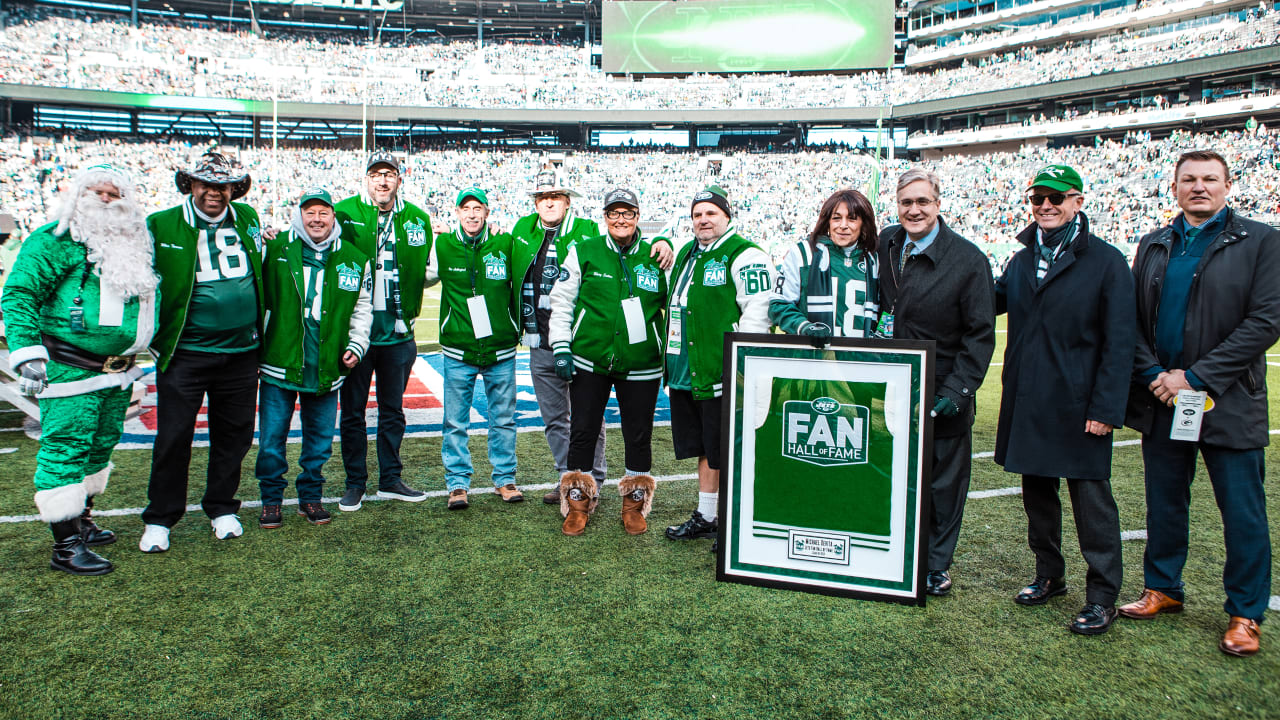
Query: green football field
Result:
<box><xmin>0</xmin><ymin>316</ymin><xmax>1277</xmax><ymax>720</ymax></box>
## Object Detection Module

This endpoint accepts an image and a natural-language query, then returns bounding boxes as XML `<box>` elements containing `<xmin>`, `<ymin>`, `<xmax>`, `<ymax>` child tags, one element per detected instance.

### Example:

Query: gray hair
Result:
<box><xmin>896</xmin><ymin>168</ymin><xmax>942</xmax><ymax>201</ymax></box>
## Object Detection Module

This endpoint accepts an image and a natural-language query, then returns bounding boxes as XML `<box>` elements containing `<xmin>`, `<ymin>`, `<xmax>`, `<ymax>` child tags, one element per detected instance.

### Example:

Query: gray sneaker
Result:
<box><xmin>376</xmin><ymin>480</ymin><xmax>426</xmax><ymax>503</ymax></box>
<box><xmin>338</xmin><ymin>487</ymin><xmax>364</xmax><ymax>512</ymax></box>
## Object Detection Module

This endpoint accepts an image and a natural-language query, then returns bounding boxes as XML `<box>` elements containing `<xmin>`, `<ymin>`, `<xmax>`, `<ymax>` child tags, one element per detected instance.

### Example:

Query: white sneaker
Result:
<box><xmin>211</xmin><ymin>514</ymin><xmax>244</xmax><ymax>540</ymax></box>
<box><xmin>139</xmin><ymin>524</ymin><xmax>170</xmax><ymax>553</ymax></box>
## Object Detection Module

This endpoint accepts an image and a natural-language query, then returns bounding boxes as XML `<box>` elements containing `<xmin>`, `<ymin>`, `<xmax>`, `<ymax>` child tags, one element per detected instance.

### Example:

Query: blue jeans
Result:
<box><xmin>1141</xmin><ymin>408</ymin><xmax>1271</xmax><ymax>621</ymax></box>
<box><xmin>441</xmin><ymin>355</ymin><xmax>516</xmax><ymax>491</ymax></box>
<box><xmin>255</xmin><ymin>381</ymin><xmax>339</xmax><ymax>505</ymax></box>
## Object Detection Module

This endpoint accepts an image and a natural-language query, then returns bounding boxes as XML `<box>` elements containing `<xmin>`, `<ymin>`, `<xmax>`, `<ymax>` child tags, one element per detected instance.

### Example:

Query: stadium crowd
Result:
<box><xmin>0</xmin><ymin>3</ymin><xmax>1276</xmax><ymax>109</ymax></box>
<box><xmin>2</xmin><ymin>127</ymin><xmax>1276</xmax><ymax>266</ymax></box>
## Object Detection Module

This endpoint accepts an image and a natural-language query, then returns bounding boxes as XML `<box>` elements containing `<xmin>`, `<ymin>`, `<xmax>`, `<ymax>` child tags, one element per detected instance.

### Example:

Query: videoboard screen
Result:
<box><xmin>602</xmin><ymin>0</ymin><xmax>894</xmax><ymax>75</ymax></box>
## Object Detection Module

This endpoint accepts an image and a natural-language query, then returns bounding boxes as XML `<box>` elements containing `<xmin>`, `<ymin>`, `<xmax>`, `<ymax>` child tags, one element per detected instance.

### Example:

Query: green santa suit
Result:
<box><xmin>2</xmin><ymin>222</ymin><xmax>159</xmax><ymax>523</ymax></box>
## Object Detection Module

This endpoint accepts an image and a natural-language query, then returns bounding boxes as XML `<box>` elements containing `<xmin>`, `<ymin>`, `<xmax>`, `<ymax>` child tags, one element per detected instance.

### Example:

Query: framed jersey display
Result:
<box><xmin>717</xmin><ymin>333</ymin><xmax>934</xmax><ymax>605</ymax></box>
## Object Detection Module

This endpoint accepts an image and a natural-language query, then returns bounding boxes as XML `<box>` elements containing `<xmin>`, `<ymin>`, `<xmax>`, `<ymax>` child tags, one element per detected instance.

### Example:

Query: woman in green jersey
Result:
<box><xmin>769</xmin><ymin>189</ymin><xmax>880</xmax><ymax>339</ymax></box>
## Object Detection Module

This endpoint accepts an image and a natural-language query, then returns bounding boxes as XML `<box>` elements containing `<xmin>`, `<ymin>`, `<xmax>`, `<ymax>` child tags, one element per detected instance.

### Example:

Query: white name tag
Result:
<box><xmin>99</xmin><ymin>283</ymin><xmax>124</xmax><ymax>327</ymax></box>
<box><xmin>467</xmin><ymin>295</ymin><xmax>492</xmax><ymax>339</ymax></box>
<box><xmin>666</xmin><ymin>306</ymin><xmax>683</xmax><ymax>354</ymax></box>
<box><xmin>622</xmin><ymin>297</ymin><xmax>647</xmax><ymax>345</ymax></box>
<box><xmin>1169</xmin><ymin>389</ymin><xmax>1209</xmax><ymax>442</ymax></box>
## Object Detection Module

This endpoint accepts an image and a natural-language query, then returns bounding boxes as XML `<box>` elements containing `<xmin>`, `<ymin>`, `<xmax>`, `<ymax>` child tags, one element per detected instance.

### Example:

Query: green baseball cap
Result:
<box><xmin>299</xmin><ymin>187</ymin><xmax>334</xmax><ymax>208</ymax></box>
<box><xmin>457</xmin><ymin>187</ymin><xmax>489</xmax><ymax>207</ymax></box>
<box><xmin>1028</xmin><ymin>165</ymin><xmax>1084</xmax><ymax>193</ymax></box>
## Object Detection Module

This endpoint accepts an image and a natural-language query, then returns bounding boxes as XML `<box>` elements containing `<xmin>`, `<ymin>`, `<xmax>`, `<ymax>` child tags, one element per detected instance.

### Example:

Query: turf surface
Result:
<box><xmin>0</xmin><ymin>319</ymin><xmax>1277</xmax><ymax>720</ymax></box>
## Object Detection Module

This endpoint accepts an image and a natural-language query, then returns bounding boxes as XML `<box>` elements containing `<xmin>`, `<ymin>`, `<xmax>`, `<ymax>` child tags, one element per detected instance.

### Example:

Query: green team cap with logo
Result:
<box><xmin>691</xmin><ymin>184</ymin><xmax>732</xmax><ymax>217</ymax></box>
<box><xmin>1028</xmin><ymin>165</ymin><xmax>1084</xmax><ymax>193</ymax></box>
<box><xmin>299</xmin><ymin>187</ymin><xmax>334</xmax><ymax>207</ymax></box>
<box><xmin>457</xmin><ymin>187</ymin><xmax>489</xmax><ymax>207</ymax></box>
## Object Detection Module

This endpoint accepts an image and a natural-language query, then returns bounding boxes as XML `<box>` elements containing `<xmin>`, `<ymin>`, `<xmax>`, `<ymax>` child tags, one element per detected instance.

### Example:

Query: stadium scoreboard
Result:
<box><xmin>602</xmin><ymin>0</ymin><xmax>894</xmax><ymax>75</ymax></box>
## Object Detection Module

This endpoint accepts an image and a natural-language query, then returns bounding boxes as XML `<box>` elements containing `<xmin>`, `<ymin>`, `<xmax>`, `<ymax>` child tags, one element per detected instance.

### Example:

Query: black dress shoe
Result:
<box><xmin>665</xmin><ymin>511</ymin><xmax>717</xmax><ymax>541</ymax></box>
<box><xmin>1069</xmin><ymin>603</ymin><xmax>1118</xmax><ymax>635</ymax></box>
<box><xmin>925</xmin><ymin>570</ymin><xmax>952</xmax><ymax>596</ymax></box>
<box><xmin>1014</xmin><ymin>576</ymin><xmax>1068</xmax><ymax>606</ymax></box>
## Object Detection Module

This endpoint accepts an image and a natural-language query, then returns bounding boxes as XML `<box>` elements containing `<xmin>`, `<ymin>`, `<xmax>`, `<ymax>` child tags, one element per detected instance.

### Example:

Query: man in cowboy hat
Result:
<box><xmin>333</xmin><ymin>150</ymin><xmax>435</xmax><ymax>512</ymax></box>
<box><xmin>510</xmin><ymin>166</ymin><xmax>674</xmax><ymax>504</ymax></box>
<box><xmin>2</xmin><ymin>163</ymin><xmax>159</xmax><ymax>574</ymax></box>
<box><xmin>139</xmin><ymin>151</ymin><xmax>265</xmax><ymax>553</ymax></box>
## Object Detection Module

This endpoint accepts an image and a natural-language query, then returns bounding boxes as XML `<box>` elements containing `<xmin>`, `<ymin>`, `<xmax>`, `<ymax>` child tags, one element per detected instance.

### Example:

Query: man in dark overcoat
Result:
<box><xmin>1119</xmin><ymin>150</ymin><xmax>1280</xmax><ymax>658</ymax></box>
<box><xmin>994</xmin><ymin>165</ymin><xmax>1135</xmax><ymax>635</ymax></box>
<box><xmin>878</xmin><ymin>168</ymin><xmax>996</xmax><ymax>597</ymax></box>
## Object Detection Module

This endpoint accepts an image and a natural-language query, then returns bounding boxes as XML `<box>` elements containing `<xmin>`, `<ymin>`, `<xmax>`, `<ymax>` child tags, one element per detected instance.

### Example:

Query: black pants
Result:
<box><xmin>142</xmin><ymin>348</ymin><xmax>258</xmax><ymax>527</ymax></box>
<box><xmin>567</xmin><ymin>369</ymin><xmax>659</xmax><ymax>476</ymax></box>
<box><xmin>339</xmin><ymin>339</ymin><xmax>417</xmax><ymax>491</ymax></box>
<box><xmin>1022</xmin><ymin>474</ymin><xmax>1123</xmax><ymax>606</ymax></box>
<box><xmin>929</xmin><ymin>431</ymin><xmax>972</xmax><ymax>572</ymax></box>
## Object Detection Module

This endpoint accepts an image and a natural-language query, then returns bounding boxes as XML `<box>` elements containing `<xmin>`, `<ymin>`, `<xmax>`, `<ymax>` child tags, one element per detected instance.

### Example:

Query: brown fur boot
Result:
<box><xmin>618</xmin><ymin>474</ymin><xmax>656</xmax><ymax>535</ymax></box>
<box><xmin>559</xmin><ymin>471</ymin><xmax>598</xmax><ymax>536</ymax></box>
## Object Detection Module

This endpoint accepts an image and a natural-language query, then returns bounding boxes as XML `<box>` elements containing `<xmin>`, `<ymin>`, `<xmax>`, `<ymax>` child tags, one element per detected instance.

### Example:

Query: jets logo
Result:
<box><xmin>483</xmin><ymin>251</ymin><xmax>508</xmax><ymax>281</ymax></box>
<box><xmin>702</xmin><ymin>258</ymin><xmax>727</xmax><ymax>286</ymax></box>
<box><xmin>336</xmin><ymin>262</ymin><xmax>362</xmax><ymax>292</ymax></box>
<box><xmin>780</xmin><ymin>396</ymin><xmax>870</xmax><ymax>467</ymax></box>
<box><xmin>404</xmin><ymin>220</ymin><xmax>427</xmax><ymax>247</ymax></box>
<box><xmin>542</xmin><ymin>264</ymin><xmax>560</xmax><ymax>280</ymax></box>
<box><xmin>634</xmin><ymin>265</ymin><xmax>660</xmax><ymax>293</ymax></box>
<box><xmin>1039</xmin><ymin>166</ymin><xmax>1064</xmax><ymax>178</ymax></box>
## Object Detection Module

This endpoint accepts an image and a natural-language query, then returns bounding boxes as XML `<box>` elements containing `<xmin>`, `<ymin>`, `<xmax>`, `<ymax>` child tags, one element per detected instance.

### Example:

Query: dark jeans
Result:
<box><xmin>1141</xmin><ymin>408</ymin><xmax>1271</xmax><ymax>621</ymax></box>
<box><xmin>567</xmin><ymin>369</ymin><xmax>659</xmax><ymax>475</ymax></box>
<box><xmin>1022</xmin><ymin>474</ymin><xmax>1123</xmax><ymax>606</ymax></box>
<box><xmin>339</xmin><ymin>339</ymin><xmax>417</xmax><ymax>491</ymax></box>
<box><xmin>255</xmin><ymin>381</ymin><xmax>339</xmax><ymax>505</ymax></box>
<box><xmin>142</xmin><ymin>348</ymin><xmax>258</xmax><ymax>527</ymax></box>
<box><xmin>929</xmin><ymin>431</ymin><xmax>972</xmax><ymax>572</ymax></box>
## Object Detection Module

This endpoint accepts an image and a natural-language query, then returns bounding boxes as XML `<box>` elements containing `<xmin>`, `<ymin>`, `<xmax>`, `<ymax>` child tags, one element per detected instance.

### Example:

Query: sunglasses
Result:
<box><xmin>1027</xmin><ymin>192</ymin><xmax>1081</xmax><ymax>206</ymax></box>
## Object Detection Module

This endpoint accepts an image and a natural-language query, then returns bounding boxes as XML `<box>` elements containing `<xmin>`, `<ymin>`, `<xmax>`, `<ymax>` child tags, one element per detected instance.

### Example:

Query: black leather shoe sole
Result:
<box><xmin>1015</xmin><ymin>580</ymin><xmax>1068</xmax><ymax>606</ymax></box>
<box><xmin>83</xmin><ymin>532</ymin><xmax>117</xmax><ymax>547</ymax></box>
<box><xmin>50</xmin><ymin>559</ymin><xmax>113</xmax><ymax>576</ymax></box>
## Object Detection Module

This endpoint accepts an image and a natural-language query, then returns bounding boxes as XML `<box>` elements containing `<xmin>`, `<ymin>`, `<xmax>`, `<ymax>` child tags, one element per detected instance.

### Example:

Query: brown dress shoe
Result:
<box><xmin>618</xmin><ymin>474</ymin><xmax>656</xmax><ymax>535</ymax></box>
<box><xmin>543</xmin><ymin>487</ymin><xmax>561</xmax><ymax>505</ymax></box>
<box><xmin>559</xmin><ymin>472</ymin><xmax>597</xmax><ymax>536</ymax></box>
<box><xmin>1220</xmin><ymin>617</ymin><xmax>1260</xmax><ymax>657</ymax></box>
<box><xmin>1118</xmin><ymin>589</ymin><xmax>1184</xmax><ymax>620</ymax></box>
<box><xmin>447</xmin><ymin>489</ymin><xmax>469</xmax><ymax>510</ymax></box>
<box><xmin>495</xmin><ymin>484</ymin><xmax>524</xmax><ymax>503</ymax></box>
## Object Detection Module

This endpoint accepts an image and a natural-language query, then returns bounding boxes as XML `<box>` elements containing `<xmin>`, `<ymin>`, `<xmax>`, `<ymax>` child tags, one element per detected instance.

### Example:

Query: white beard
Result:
<box><xmin>70</xmin><ymin>192</ymin><xmax>159</xmax><ymax>300</ymax></box>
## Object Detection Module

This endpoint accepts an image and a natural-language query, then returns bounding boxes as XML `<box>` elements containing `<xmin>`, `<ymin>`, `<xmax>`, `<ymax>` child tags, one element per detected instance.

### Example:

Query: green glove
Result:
<box><xmin>554</xmin><ymin>351</ymin><xmax>574</xmax><ymax>382</ymax></box>
<box><xmin>931</xmin><ymin>395</ymin><xmax>960</xmax><ymax>419</ymax></box>
<box><xmin>801</xmin><ymin>322</ymin><xmax>832</xmax><ymax>339</ymax></box>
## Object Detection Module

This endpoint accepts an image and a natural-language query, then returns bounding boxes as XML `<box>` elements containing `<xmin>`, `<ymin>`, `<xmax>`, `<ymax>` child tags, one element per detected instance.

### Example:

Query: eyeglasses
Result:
<box><xmin>604</xmin><ymin>209</ymin><xmax>638</xmax><ymax>220</ymax></box>
<box><xmin>1027</xmin><ymin>192</ymin><xmax>1081</xmax><ymax>206</ymax></box>
<box><xmin>367</xmin><ymin>170</ymin><xmax>399</xmax><ymax>180</ymax></box>
<box><xmin>897</xmin><ymin>197</ymin><xmax>936</xmax><ymax>208</ymax></box>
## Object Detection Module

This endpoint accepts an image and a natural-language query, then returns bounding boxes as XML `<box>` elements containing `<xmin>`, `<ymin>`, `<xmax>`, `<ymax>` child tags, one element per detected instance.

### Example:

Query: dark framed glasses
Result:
<box><xmin>604</xmin><ymin>209</ymin><xmax>638</xmax><ymax>220</ymax></box>
<box><xmin>1027</xmin><ymin>192</ymin><xmax>1080</xmax><ymax>206</ymax></box>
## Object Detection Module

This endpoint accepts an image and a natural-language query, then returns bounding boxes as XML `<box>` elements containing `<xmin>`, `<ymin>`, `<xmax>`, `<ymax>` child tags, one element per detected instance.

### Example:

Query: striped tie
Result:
<box><xmin>899</xmin><ymin>241</ymin><xmax>916</xmax><ymax>274</ymax></box>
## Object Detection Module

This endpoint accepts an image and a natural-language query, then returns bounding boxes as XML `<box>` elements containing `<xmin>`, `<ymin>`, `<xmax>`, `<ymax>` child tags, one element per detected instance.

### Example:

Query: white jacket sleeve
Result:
<box><xmin>732</xmin><ymin>246</ymin><xmax>774</xmax><ymax>334</ymax></box>
<box><xmin>546</xmin><ymin>246</ymin><xmax>582</xmax><ymax>354</ymax></box>
<box><xmin>345</xmin><ymin>260</ymin><xmax>374</xmax><ymax>361</ymax></box>
<box><xmin>424</xmin><ymin>240</ymin><xmax>440</xmax><ymax>288</ymax></box>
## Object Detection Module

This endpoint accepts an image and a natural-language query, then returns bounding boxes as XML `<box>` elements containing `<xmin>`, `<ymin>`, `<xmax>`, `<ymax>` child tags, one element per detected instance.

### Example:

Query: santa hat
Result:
<box><xmin>54</xmin><ymin>163</ymin><xmax>139</xmax><ymax>236</ymax></box>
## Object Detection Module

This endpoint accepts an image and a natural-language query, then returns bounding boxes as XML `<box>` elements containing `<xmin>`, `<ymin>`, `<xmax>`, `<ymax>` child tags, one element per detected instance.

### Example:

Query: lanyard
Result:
<box><xmin>615</xmin><ymin>235</ymin><xmax>637</xmax><ymax>298</ymax></box>
<box><xmin>459</xmin><ymin>224</ymin><xmax>487</xmax><ymax>296</ymax></box>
